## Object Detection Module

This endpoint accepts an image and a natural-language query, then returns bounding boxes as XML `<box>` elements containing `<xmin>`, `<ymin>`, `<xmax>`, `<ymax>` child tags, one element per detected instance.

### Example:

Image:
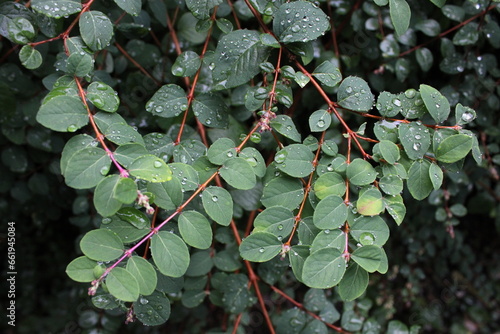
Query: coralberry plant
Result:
<box><xmin>1</xmin><ymin>0</ymin><xmax>498</xmax><ymax>332</ymax></box>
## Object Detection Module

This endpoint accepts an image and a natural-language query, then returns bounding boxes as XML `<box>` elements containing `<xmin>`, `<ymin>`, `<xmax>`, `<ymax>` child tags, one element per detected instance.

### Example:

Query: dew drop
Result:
<box><xmin>154</xmin><ymin>160</ymin><xmax>163</xmax><ymax>168</ymax></box>
<box><xmin>100</xmin><ymin>166</ymin><xmax>109</xmax><ymax>175</ymax></box>
<box><xmin>139</xmin><ymin>297</ymin><xmax>149</xmax><ymax>305</ymax></box>
<box><xmin>67</xmin><ymin>124</ymin><xmax>78</xmax><ymax>132</ymax></box>
<box><xmin>212</xmin><ymin>195</ymin><xmax>218</xmax><ymax>202</ymax></box>
<box><xmin>259</xmin><ymin>247</ymin><xmax>265</xmax><ymax>253</ymax></box>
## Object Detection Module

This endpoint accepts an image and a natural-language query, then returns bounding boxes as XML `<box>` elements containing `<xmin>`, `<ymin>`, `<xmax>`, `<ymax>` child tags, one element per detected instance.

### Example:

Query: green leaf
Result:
<box><xmin>379</xmin><ymin>175</ymin><xmax>403</xmax><ymax>196</ymax></box>
<box><xmin>126</xmin><ymin>256</ymin><xmax>157</xmax><ymax>296</ymax></box>
<box><xmin>80</xmin><ymin>11</ymin><xmax>113</xmax><ymax>51</ymax></box>
<box><xmin>114</xmin><ymin>0</ymin><xmax>141</xmax><ymax>16</ymax></box>
<box><xmin>116</xmin><ymin>207</ymin><xmax>150</xmax><ymax>229</ymax></box>
<box><xmin>398</xmin><ymin>122</ymin><xmax>431</xmax><ymax>160</ymax></box>
<box><xmin>453</xmin><ymin>22</ymin><xmax>479</xmax><ymax>46</ymax></box>
<box><xmin>173</xmin><ymin>139</ymin><xmax>207</xmax><ymax>165</ymax></box>
<box><xmin>239</xmin><ymin>147</ymin><xmax>266</xmax><ymax>178</ymax></box>
<box><xmin>80</xmin><ymin>229</ymin><xmax>124</xmax><ymax>261</ymax></box>
<box><xmin>312</xmin><ymin>61</ymin><xmax>342</xmax><ymax>88</ymax></box>
<box><xmin>66</xmin><ymin>52</ymin><xmax>93</xmax><ymax>77</ymax></box>
<box><xmin>429</xmin><ymin>0</ymin><xmax>445</xmax><ymax>7</ymax></box>
<box><xmin>387</xmin><ymin>320</ymin><xmax>409</xmax><ymax>334</ymax></box>
<box><xmin>337</xmin><ymin>76</ymin><xmax>374</xmax><ymax>112</ymax></box>
<box><xmin>134</xmin><ymin>291</ymin><xmax>171</xmax><ymax>326</ymax></box>
<box><xmin>429</xmin><ymin>162</ymin><xmax>443</xmax><ymax>190</ymax></box>
<box><xmin>338</xmin><ymin>263</ymin><xmax>369</xmax><ymax>301</ymax></box>
<box><xmin>294</xmin><ymin>71</ymin><xmax>310</xmax><ymax>88</ymax></box>
<box><xmin>420</xmin><ymin>84</ymin><xmax>450</xmax><ymax>124</ymax></box>
<box><xmin>178</xmin><ymin>210</ymin><xmax>213</xmax><ymax>249</ymax></box>
<box><xmin>212</xmin><ymin>30</ymin><xmax>270</xmax><ymax>89</ymax></box>
<box><xmin>105</xmin><ymin>123</ymin><xmax>144</xmax><ymax>146</ymax></box>
<box><xmin>346</xmin><ymin>158</ymin><xmax>377</xmax><ymax>186</ymax></box>
<box><xmin>435</xmin><ymin>134</ymin><xmax>473</xmax><ymax>163</ymax></box>
<box><xmin>253</xmin><ymin>206</ymin><xmax>295</xmax><ymax>238</ymax></box>
<box><xmin>207</xmin><ymin>138</ymin><xmax>236</xmax><ymax>165</ymax></box>
<box><xmin>389</xmin><ymin>0</ymin><xmax>411</xmax><ymax>36</ymax></box>
<box><xmin>37</xmin><ymin>94</ymin><xmax>88</xmax><ymax>132</ymax></box>
<box><xmin>32</xmin><ymin>0</ymin><xmax>82</xmax><ymax>19</ymax></box>
<box><xmin>379</xmin><ymin>140</ymin><xmax>400</xmax><ymax>164</ymax></box>
<box><xmin>313</xmin><ymin>195</ymin><xmax>348</xmax><ymax>229</ymax></box>
<box><xmin>351</xmin><ymin>245</ymin><xmax>383</xmax><ymax>272</ymax></box>
<box><xmin>129</xmin><ymin>155</ymin><xmax>172</xmax><ymax>183</ymax></box>
<box><xmin>239</xmin><ymin>231</ymin><xmax>282</xmax><ymax>262</ymax></box>
<box><xmin>151</xmin><ymin>231</ymin><xmax>190</xmax><ymax>278</ymax></box>
<box><xmin>202</xmin><ymin>186</ymin><xmax>233</xmax><ymax>226</ymax></box>
<box><xmin>302</xmin><ymin>248</ymin><xmax>346</xmax><ymax>288</ymax></box>
<box><xmin>289</xmin><ymin>245</ymin><xmax>309</xmax><ymax>282</ymax></box>
<box><xmin>94</xmin><ymin>175</ymin><xmax>126</xmax><ymax>217</ymax></box>
<box><xmin>350</xmin><ymin>216</ymin><xmax>389</xmax><ymax>247</ymax></box>
<box><xmin>87</xmin><ymin>82</ymin><xmax>120</xmax><ymax>113</ymax></box>
<box><xmin>357</xmin><ymin>188</ymin><xmax>384</xmax><ymax>216</ymax></box>
<box><xmin>313</xmin><ymin>172</ymin><xmax>346</xmax><ymax>200</ymax></box>
<box><xmin>66</xmin><ymin>256</ymin><xmax>97</xmax><ymax>283</ymax></box>
<box><xmin>275</xmin><ymin>144</ymin><xmax>315</xmax><ymax>178</ymax></box>
<box><xmin>261</xmin><ymin>176</ymin><xmax>304</xmax><ymax>210</ymax></box>
<box><xmin>311</xmin><ymin>229</ymin><xmax>345</xmax><ymax>254</ymax></box>
<box><xmin>384</xmin><ymin>195</ymin><xmax>406</xmax><ymax>225</ymax></box>
<box><xmin>147</xmin><ymin>177</ymin><xmax>183</xmax><ymax>211</ymax></box>
<box><xmin>455</xmin><ymin>103</ymin><xmax>476</xmax><ymax>125</ymax></box>
<box><xmin>270</xmin><ymin>115</ymin><xmax>301</xmax><ymax>142</ymax></box>
<box><xmin>192</xmin><ymin>93</ymin><xmax>229</xmax><ymax>128</ymax></box>
<box><xmin>273</xmin><ymin>1</ymin><xmax>330</xmax><ymax>43</ymax></box>
<box><xmin>19</xmin><ymin>45</ymin><xmax>42</xmax><ymax>70</ymax></box>
<box><xmin>186</xmin><ymin>250</ymin><xmax>214</xmax><ymax>277</ymax></box>
<box><xmin>101</xmin><ymin>216</ymin><xmax>149</xmax><ymax>244</ymax></box>
<box><xmin>60</xmin><ymin>134</ymin><xmax>95</xmax><ymax>174</ymax></box>
<box><xmin>416</xmin><ymin>48</ymin><xmax>434</xmax><ymax>72</ymax></box>
<box><xmin>64</xmin><ymin>147</ymin><xmax>111</xmax><ymax>189</ymax></box>
<box><xmin>220</xmin><ymin>157</ymin><xmax>256</xmax><ymax>190</ymax></box>
<box><xmin>106</xmin><ymin>267</ymin><xmax>139</xmax><ymax>302</ymax></box>
<box><xmin>407</xmin><ymin>159</ymin><xmax>433</xmax><ymax>200</ymax></box>
<box><xmin>172</xmin><ymin>51</ymin><xmax>201</xmax><ymax>77</ymax></box>
<box><xmin>185</xmin><ymin>0</ymin><xmax>222</xmax><ymax>20</ymax></box>
<box><xmin>309</xmin><ymin>109</ymin><xmax>331</xmax><ymax>132</ymax></box>
<box><xmin>145</xmin><ymin>84</ymin><xmax>188</xmax><ymax>118</ymax></box>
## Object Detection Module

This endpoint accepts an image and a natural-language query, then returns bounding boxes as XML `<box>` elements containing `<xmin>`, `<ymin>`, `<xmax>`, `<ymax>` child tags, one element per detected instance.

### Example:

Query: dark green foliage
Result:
<box><xmin>1</xmin><ymin>0</ymin><xmax>499</xmax><ymax>333</ymax></box>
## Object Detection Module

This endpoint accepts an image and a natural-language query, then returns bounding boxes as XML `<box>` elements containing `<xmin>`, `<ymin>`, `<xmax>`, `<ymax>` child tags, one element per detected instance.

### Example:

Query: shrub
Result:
<box><xmin>1</xmin><ymin>0</ymin><xmax>499</xmax><ymax>333</ymax></box>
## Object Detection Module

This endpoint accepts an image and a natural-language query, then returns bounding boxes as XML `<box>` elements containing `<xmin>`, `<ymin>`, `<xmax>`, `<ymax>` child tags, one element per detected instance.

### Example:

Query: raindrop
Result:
<box><xmin>345</xmin><ymin>86</ymin><xmax>353</xmax><ymax>94</ymax></box>
<box><xmin>226</xmin><ymin>151</ymin><xmax>233</xmax><ymax>158</ymax></box>
<box><xmin>414</xmin><ymin>134</ymin><xmax>422</xmax><ymax>140</ymax></box>
<box><xmin>154</xmin><ymin>160</ymin><xmax>163</xmax><ymax>168</ymax></box>
<box><xmin>155</xmin><ymin>106</ymin><xmax>163</xmax><ymax>113</ymax></box>
<box><xmin>392</xmin><ymin>98</ymin><xmax>402</xmax><ymax>107</ymax></box>
<box><xmin>413</xmin><ymin>142</ymin><xmax>421</xmax><ymax>151</ymax></box>
<box><xmin>67</xmin><ymin>124</ymin><xmax>78</xmax><ymax>132</ymax></box>
<box><xmin>461</xmin><ymin>112</ymin><xmax>474</xmax><ymax>122</ymax></box>
<box><xmin>259</xmin><ymin>247</ymin><xmax>265</xmax><ymax>253</ymax></box>
<box><xmin>317</xmin><ymin>119</ymin><xmax>325</xmax><ymax>128</ymax></box>
<box><xmin>139</xmin><ymin>297</ymin><xmax>149</xmax><ymax>305</ymax></box>
<box><xmin>212</xmin><ymin>195</ymin><xmax>218</xmax><ymax>202</ymax></box>
<box><xmin>100</xmin><ymin>166</ymin><xmax>109</xmax><ymax>175</ymax></box>
<box><xmin>278</xmin><ymin>224</ymin><xmax>283</xmax><ymax>231</ymax></box>
<box><xmin>274</xmin><ymin>152</ymin><xmax>287</xmax><ymax>164</ymax></box>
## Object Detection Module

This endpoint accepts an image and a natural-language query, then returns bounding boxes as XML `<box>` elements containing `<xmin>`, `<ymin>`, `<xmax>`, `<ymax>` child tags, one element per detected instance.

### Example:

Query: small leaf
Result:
<box><xmin>129</xmin><ymin>155</ymin><xmax>173</xmax><ymax>183</ymax></box>
<box><xmin>219</xmin><ymin>157</ymin><xmax>256</xmax><ymax>190</ymax></box>
<box><xmin>106</xmin><ymin>267</ymin><xmax>139</xmax><ymax>302</ymax></box>
<box><xmin>357</xmin><ymin>188</ymin><xmax>384</xmax><ymax>216</ymax></box>
<box><xmin>407</xmin><ymin>159</ymin><xmax>433</xmax><ymax>200</ymax></box>
<box><xmin>261</xmin><ymin>176</ymin><xmax>304</xmax><ymax>210</ymax></box>
<box><xmin>87</xmin><ymin>82</ymin><xmax>120</xmax><ymax>113</ymax></box>
<box><xmin>114</xmin><ymin>0</ymin><xmax>141</xmax><ymax>16</ymax></box>
<box><xmin>351</xmin><ymin>245</ymin><xmax>383</xmax><ymax>272</ymax></box>
<box><xmin>270</xmin><ymin>115</ymin><xmax>301</xmax><ymax>142</ymax></box>
<box><xmin>80</xmin><ymin>11</ymin><xmax>113</xmax><ymax>51</ymax></box>
<box><xmin>420</xmin><ymin>84</ymin><xmax>450</xmax><ymax>124</ymax></box>
<box><xmin>115</xmin><ymin>207</ymin><xmax>149</xmax><ymax>229</ymax></box>
<box><xmin>416</xmin><ymin>48</ymin><xmax>434</xmax><ymax>72</ymax></box>
<box><xmin>32</xmin><ymin>0</ymin><xmax>82</xmax><ymax>19</ymax></box>
<box><xmin>147</xmin><ymin>177</ymin><xmax>183</xmax><ymax>211</ymax></box>
<box><xmin>19</xmin><ymin>45</ymin><xmax>42</xmax><ymax>69</ymax></box>
<box><xmin>302</xmin><ymin>248</ymin><xmax>346</xmax><ymax>289</ymax></box>
<box><xmin>313</xmin><ymin>172</ymin><xmax>346</xmax><ymax>200</ymax></box>
<box><xmin>389</xmin><ymin>0</ymin><xmax>411</xmax><ymax>36</ymax></box>
<box><xmin>350</xmin><ymin>216</ymin><xmax>390</xmax><ymax>247</ymax></box>
<box><xmin>398</xmin><ymin>122</ymin><xmax>431</xmax><ymax>160</ymax></box>
<box><xmin>66</xmin><ymin>52</ymin><xmax>94</xmax><ymax>77</ymax></box>
<box><xmin>273</xmin><ymin>1</ymin><xmax>330</xmax><ymax>43</ymax></box>
<box><xmin>64</xmin><ymin>147</ymin><xmax>111</xmax><ymax>189</ymax></box>
<box><xmin>309</xmin><ymin>109</ymin><xmax>331</xmax><ymax>132</ymax></box>
<box><xmin>312</xmin><ymin>61</ymin><xmax>342</xmax><ymax>88</ymax></box>
<box><xmin>178</xmin><ymin>210</ymin><xmax>213</xmax><ymax>249</ymax></box>
<box><xmin>275</xmin><ymin>144</ymin><xmax>315</xmax><ymax>178</ymax></box>
<box><xmin>207</xmin><ymin>137</ymin><xmax>236</xmax><ymax>165</ymax></box>
<box><xmin>202</xmin><ymin>186</ymin><xmax>233</xmax><ymax>226</ymax></box>
<box><xmin>66</xmin><ymin>256</ymin><xmax>97</xmax><ymax>283</ymax></box>
<box><xmin>239</xmin><ymin>231</ymin><xmax>282</xmax><ymax>262</ymax></box>
<box><xmin>185</xmin><ymin>0</ymin><xmax>222</xmax><ymax>20</ymax></box>
<box><xmin>384</xmin><ymin>195</ymin><xmax>406</xmax><ymax>225</ymax></box>
<box><xmin>192</xmin><ymin>93</ymin><xmax>229</xmax><ymax>128</ymax></box>
<box><xmin>337</xmin><ymin>76</ymin><xmax>374</xmax><ymax>112</ymax></box>
<box><xmin>171</xmin><ymin>51</ymin><xmax>201</xmax><ymax>77</ymax></box>
<box><xmin>338</xmin><ymin>263</ymin><xmax>369</xmax><ymax>301</ymax></box>
<box><xmin>145</xmin><ymin>84</ymin><xmax>188</xmax><ymax>118</ymax></box>
<box><xmin>126</xmin><ymin>256</ymin><xmax>157</xmax><ymax>296</ymax></box>
<box><xmin>80</xmin><ymin>229</ymin><xmax>124</xmax><ymax>261</ymax></box>
<box><xmin>93</xmin><ymin>175</ymin><xmax>125</xmax><ymax>217</ymax></box>
<box><xmin>313</xmin><ymin>195</ymin><xmax>348</xmax><ymax>229</ymax></box>
<box><xmin>378</xmin><ymin>175</ymin><xmax>403</xmax><ymax>195</ymax></box>
<box><xmin>436</xmin><ymin>134</ymin><xmax>473</xmax><ymax>163</ymax></box>
<box><xmin>379</xmin><ymin>140</ymin><xmax>400</xmax><ymax>164</ymax></box>
<box><xmin>429</xmin><ymin>163</ymin><xmax>443</xmax><ymax>190</ymax></box>
<box><xmin>151</xmin><ymin>231</ymin><xmax>190</xmax><ymax>278</ymax></box>
<box><xmin>37</xmin><ymin>95</ymin><xmax>88</xmax><ymax>132</ymax></box>
<box><xmin>134</xmin><ymin>291</ymin><xmax>171</xmax><ymax>326</ymax></box>
<box><xmin>253</xmin><ymin>206</ymin><xmax>294</xmax><ymax>238</ymax></box>
<box><xmin>346</xmin><ymin>159</ymin><xmax>377</xmax><ymax>186</ymax></box>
